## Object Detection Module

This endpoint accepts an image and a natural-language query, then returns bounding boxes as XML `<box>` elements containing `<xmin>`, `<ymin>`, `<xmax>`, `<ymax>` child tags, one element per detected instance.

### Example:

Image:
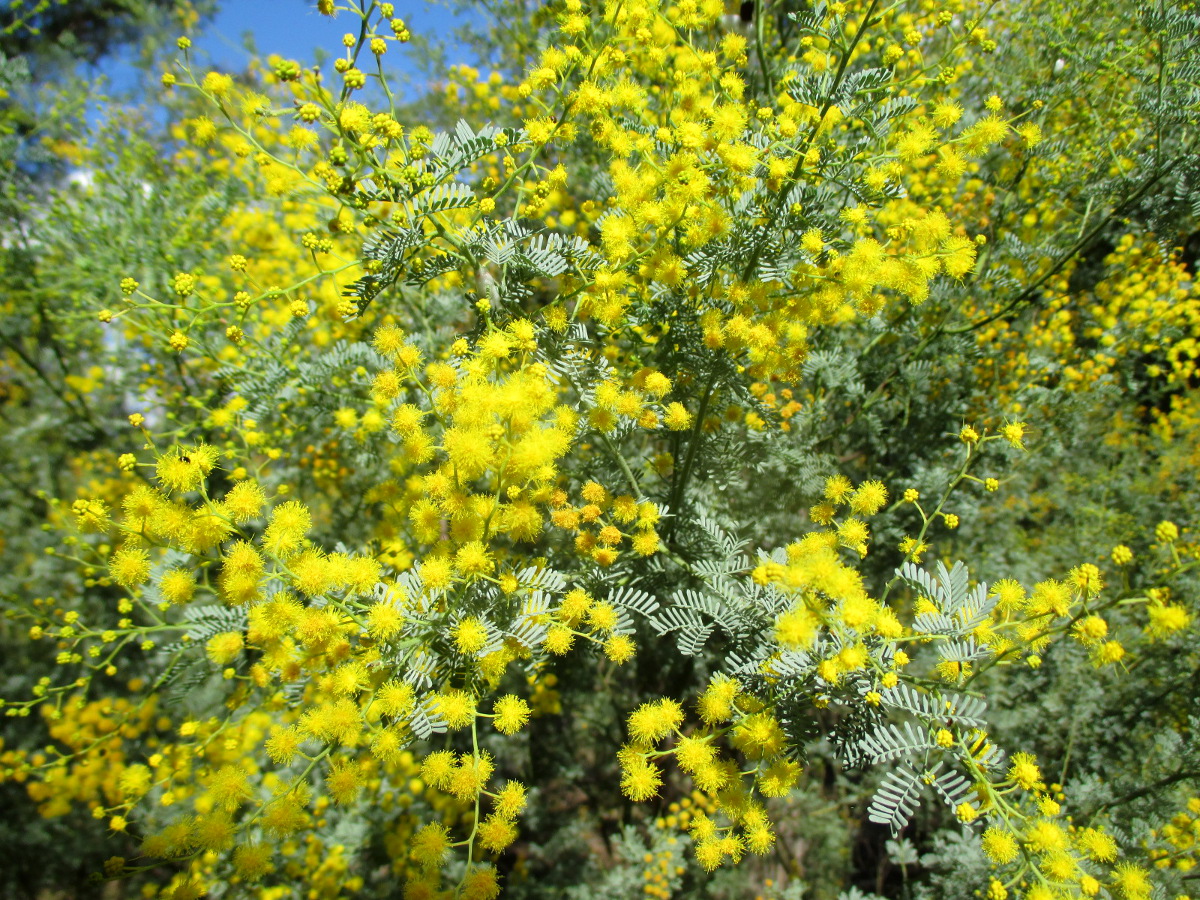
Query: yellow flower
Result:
<box><xmin>1001</xmin><ymin>421</ymin><xmax>1027</xmax><ymax>448</ymax></box>
<box><xmin>1007</xmin><ymin>752</ymin><xmax>1042</xmax><ymax>790</ymax></box>
<box><xmin>849</xmin><ymin>480</ymin><xmax>889</xmax><ymax>515</ymax></box>
<box><xmin>453</xmin><ymin>617</ymin><xmax>489</xmax><ymax>654</ymax></box>
<box><xmin>109</xmin><ymin>547</ymin><xmax>151</xmax><ymax>587</ymax></box>
<box><xmin>411</xmin><ymin>824</ymin><xmax>452</xmax><ymax>870</ymax></box>
<box><xmin>493</xmin><ymin>695</ymin><xmax>530</xmax><ymax>734</ymax></box>
<box><xmin>627</xmin><ymin>699</ymin><xmax>684</xmax><ymax>746</ymax></box>
<box><xmin>618</xmin><ymin>748</ymin><xmax>662</xmax><ymax>801</ymax></box>
<box><xmin>206</xmin><ymin>631</ymin><xmax>244</xmax><ymax>665</ymax></box>
<box><xmin>454</xmin><ymin>542</ymin><xmax>494</xmax><ymax>577</ymax></box>
<box><xmin>663</xmin><ymin>402</ymin><xmax>693</xmax><ymax>430</ymax></box>
<box><xmin>603</xmin><ymin>634</ymin><xmax>636</xmax><ymax>663</ymax></box>
<box><xmin>208</xmin><ymin>764</ymin><xmax>252</xmax><ymax>811</ymax></box>
<box><xmin>494</xmin><ymin>781</ymin><xmax>527</xmax><ymax>819</ymax></box>
<box><xmin>981</xmin><ymin>827</ymin><xmax>1019</xmax><ymax>863</ymax></box>
<box><xmin>433</xmin><ymin>689</ymin><xmax>476</xmax><ymax>729</ymax></box>
<box><xmin>1146</xmin><ymin>603</ymin><xmax>1191</xmax><ymax>638</ymax></box>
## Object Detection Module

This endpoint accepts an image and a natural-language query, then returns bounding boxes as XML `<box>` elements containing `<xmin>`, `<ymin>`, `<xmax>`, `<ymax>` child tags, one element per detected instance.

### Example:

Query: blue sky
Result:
<box><xmin>101</xmin><ymin>0</ymin><xmax>478</xmax><ymax>103</ymax></box>
<box><xmin>194</xmin><ymin>1</ymin><xmax>467</xmax><ymax>71</ymax></box>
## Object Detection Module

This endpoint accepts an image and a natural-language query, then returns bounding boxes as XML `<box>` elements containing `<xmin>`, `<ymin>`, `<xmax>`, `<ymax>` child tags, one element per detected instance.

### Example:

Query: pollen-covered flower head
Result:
<box><xmin>627</xmin><ymin>698</ymin><xmax>684</xmax><ymax>746</ymax></box>
<box><xmin>849</xmin><ymin>480</ymin><xmax>888</xmax><ymax>516</ymax></box>
<box><xmin>1007</xmin><ymin>751</ymin><xmax>1042</xmax><ymax>790</ymax></box>
<box><xmin>155</xmin><ymin>444</ymin><xmax>218</xmax><ymax>494</ymax></box>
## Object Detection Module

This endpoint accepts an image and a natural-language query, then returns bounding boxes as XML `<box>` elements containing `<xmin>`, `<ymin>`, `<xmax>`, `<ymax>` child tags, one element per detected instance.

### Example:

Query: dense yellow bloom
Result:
<box><xmin>411</xmin><ymin>824</ymin><xmax>452</xmax><ymax>869</ymax></box>
<box><xmin>603</xmin><ymin>634</ymin><xmax>636</xmax><ymax>663</ymax></box>
<box><xmin>327</xmin><ymin>759</ymin><xmax>363</xmax><ymax>804</ymax></box>
<box><xmin>493</xmin><ymin>695</ymin><xmax>531</xmax><ymax>734</ymax></box>
<box><xmin>494</xmin><ymin>781</ymin><xmax>527</xmax><ymax>820</ymax></box>
<box><xmin>109</xmin><ymin>546</ymin><xmax>151</xmax><ymax>587</ymax></box>
<box><xmin>663</xmin><ymin>402</ymin><xmax>693</xmax><ymax>430</ymax></box>
<box><xmin>775</xmin><ymin>603</ymin><xmax>818</xmax><ymax>648</ymax></box>
<box><xmin>433</xmin><ymin>689</ymin><xmax>476</xmax><ymax>729</ymax></box>
<box><xmin>619</xmin><ymin>747</ymin><xmax>662</xmax><ymax>801</ymax></box>
<box><xmin>1077</xmin><ymin>828</ymin><xmax>1119</xmax><ymax>862</ymax></box>
<box><xmin>1113</xmin><ymin>864</ymin><xmax>1152</xmax><ymax>900</ymax></box>
<box><xmin>159</xmin><ymin>568</ymin><xmax>196</xmax><ymax>605</ymax></box>
<box><xmin>205</xmin><ymin>631</ymin><xmax>244</xmax><ymax>664</ymax></box>
<box><xmin>478</xmin><ymin>814</ymin><xmax>518</xmax><ymax>851</ymax></box>
<box><xmin>262</xmin><ymin>501</ymin><xmax>311</xmax><ymax>556</ymax></box>
<box><xmin>454</xmin><ymin>541</ymin><xmax>494</xmax><ymax>577</ymax></box>
<box><xmin>981</xmin><ymin>828</ymin><xmax>1019</xmax><ymax>863</ymax></box>
<box><xmin>1146</xmin><ymin>604</ymin><xmax>1191</xmax><ymax>638</ymax></box>
<box><xmin>698</xmin><ymin>675</ymin><xmax>739</xmax><ymax>724</ymax></box>
<box><xmin>627</xmin><ymin>698</ymin><xmax>684</xmax><ymax>745</ymax></box>
<box><xmin>155</xmin><ymin>444</ymin><xmax>218</xmax><ymax>493</ymax></box>
<box><xmin>1008</xmin><ymin>752</ymin><xmax>1042</xmax><ymax>790</ymax></box>
<box><xmin>449</xmin><ymin>751</ymin><xmax>494</xmax><ymax>800</ymax></box>
<box><xmin>849</xmin><ymin>481</ymin><xmax>888</xmax><ymax>516</ymax></box>
<box><xmin>7</xmin><ymin>4</ymin><xmax>1196</xmax><ymax>896</ymax></box>
<box><xmin>208</xmin><ymin>764</ymin><xmax>253</xmax><ymax>811</ymax></box>
<box><xmin>453</xmin><ymin>617</ymin><xmax>489</xmax><ymax>654</ymax></box>
<box><xmin>223</xmin><ymin>480</ymin><xmax>265</xmax><ymax>521</ymax></box>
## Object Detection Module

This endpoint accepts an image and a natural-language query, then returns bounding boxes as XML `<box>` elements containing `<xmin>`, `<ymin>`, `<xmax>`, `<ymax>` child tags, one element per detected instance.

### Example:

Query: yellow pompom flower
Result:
<box><xmin>411</xmin><ymin>824</ymin><xmax>452</xmax><ymax>870</ymax></box>
<box><xmin>698</xmin><ymin>675</ymin><xmax>740</xmax><ymax>724</ymax></box>
<box><xmin>1077</xmin><ymin>827</ymin><xmax>1119</xmax><ymax>862</ymax></box>
<box><xmin>775</xmin><ymin>604</ymin><xmax>818</xmax><ymax>648</ymax></box>
<box><xmin>627</xmin><ymin>698</ymin><xmax>684</xmax><ymax>745</ymax></box>
<box><xmin>1001</xmin><ymin>421</ymin><xmax>1027</xmax><ymax>448</ymax></box>
<box><xmin>265</xmin><ymin>726</ymin><xmax>303</xmax><ymax>765</ymax></box>
<box><xmin>208</xmin><ymin>764</ymin><xmax>253</xmax><ymax>811</ymax></box>
<box><xmin>1073</xmin><ymin>615</ymin><xmax>1108</xmax><ymax>644</ymax></box>
<box><xmin>478</xmin><ymin>815</ymin><xmax>518</xmax><ymax>852</ymax></box>
<box><xmin>461</xmin><ymin>865</ymin><xmax>501</xmax><ymax>900</ymax></box>
<box><xmin>421</xmin><ymin>750</ymin><xmax>457</xmax><ymax>789</ymax></box>
<box><xmin>454</xmin><ymin>541</ymin><xmax>495</xmax><ymax>577</ymax></box>
<box><xmin>980</xmin><ymin>827</ymin><xmax>1019</xmax><ymax>863</ymax></box>
<box><xmin>1007</xmin><ymin>752</ymin><xmax>1042</xmax><ymax>790</ymax></box>
<box><xmin>262</xmin><ymin>500</ymin><xmax>312</xmax><ymax>556</ymax></box>
<box><xmin>367</xmin><ymin>599</ymin><xmax>404</xmax><ymax>639</ymax></box>
<box><xmin>206</xmin><ymin>631</ymin><xmax>244</xmax><ymax>665</ymax></box>
<box><xmin>434</xmin><ymin>689</ymin><xmax>476</xmax><ymax>729</ymax></box>
<box><xmin>454</xmin><ymin>617</ymin><xmax>489</xmax><ymax>654</ymax></box>
<box><xmin>663</xmin><ymin>402</ymin><xmax>693</xmax><ymax>430</ymax></box>
<box><xmin>449</xmin><ymin>752</ymin><xmax>494</xmax><ymax>800</ymax></box>
<box><xmin>493</xmin><ymin>695</ymin><xmax>531</xmax><ymax>734</ymax></box>
<box><xmin>326</xmin><ymin>759</ymin><xmax>363</xmax><ymax>804</ymax></box>
<box><xmin>1093</xmin><ymin>639</ymin><xmax>1126</xmax><ymax>666</ymax></box>
<box><xmin>1155</xmin><ymin>520</ymin><xmax>1178</xmax><ymax>543</ymax></box>
<box><xmin>1113</xmin><ymin>863</ymin><xmax>1152</xmax><ymax>900</ymax></box>
<box><xmin>159</xmin><ymin>568</ymin><xmax>196</xmax><ymax>605</ymax></box>
<box><xmin>109</xmin><ymin>546</ymin><xmax>152</xmax><ymax>587</ymax></box>
<box><xmin>1146</xmin><ymin>603</ymin><xmax>1191</xmax><ymax>638</ymax></box>
<box><xmin>824</xmin><ymin>474</ymin><xmax>853</xmax><ymax>503</ymax></box>
<box><xmin>376</xmin><ymin>680</ymin><xmax>415</xmax><ymax>717</ymax></box>
<box><xmin>543</xmin><ymin>625</ymin><xmax>574</xmax><ymax>654</ymax></box>
<box><xmin>223</xmin><ymin>480</ymin><xmax>265</xmax><ymax>521</ymax></box>
<box><xmin>494</xmin><ymin>781</ymin><xmax>527</xmax><ymax>819</ymax></box>
<box><xmin>618</xmin><ymin>748</ymin><xmax>662</xmax><ymax>801</ymax></box>
<box><xmin>603</xmin><ymin>634</ymin><xmax>636</xmax><ymax>663</ymax></box>
<box><xmin>232</xmin><ymin>843</ymin><xmax>274</xmax><ymax>880</ymax></box>
<box><xmin>849</xmin><ymin>480</ymin><xmax>888</xmax><ymax>516</ymax></box>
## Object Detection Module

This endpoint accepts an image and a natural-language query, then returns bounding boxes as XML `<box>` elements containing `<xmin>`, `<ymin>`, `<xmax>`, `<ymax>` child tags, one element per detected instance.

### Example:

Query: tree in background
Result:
<box><xmin>0</xmin><ymin>0</ymin><xmax>214</xmax><ymax>66</ymax></box>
